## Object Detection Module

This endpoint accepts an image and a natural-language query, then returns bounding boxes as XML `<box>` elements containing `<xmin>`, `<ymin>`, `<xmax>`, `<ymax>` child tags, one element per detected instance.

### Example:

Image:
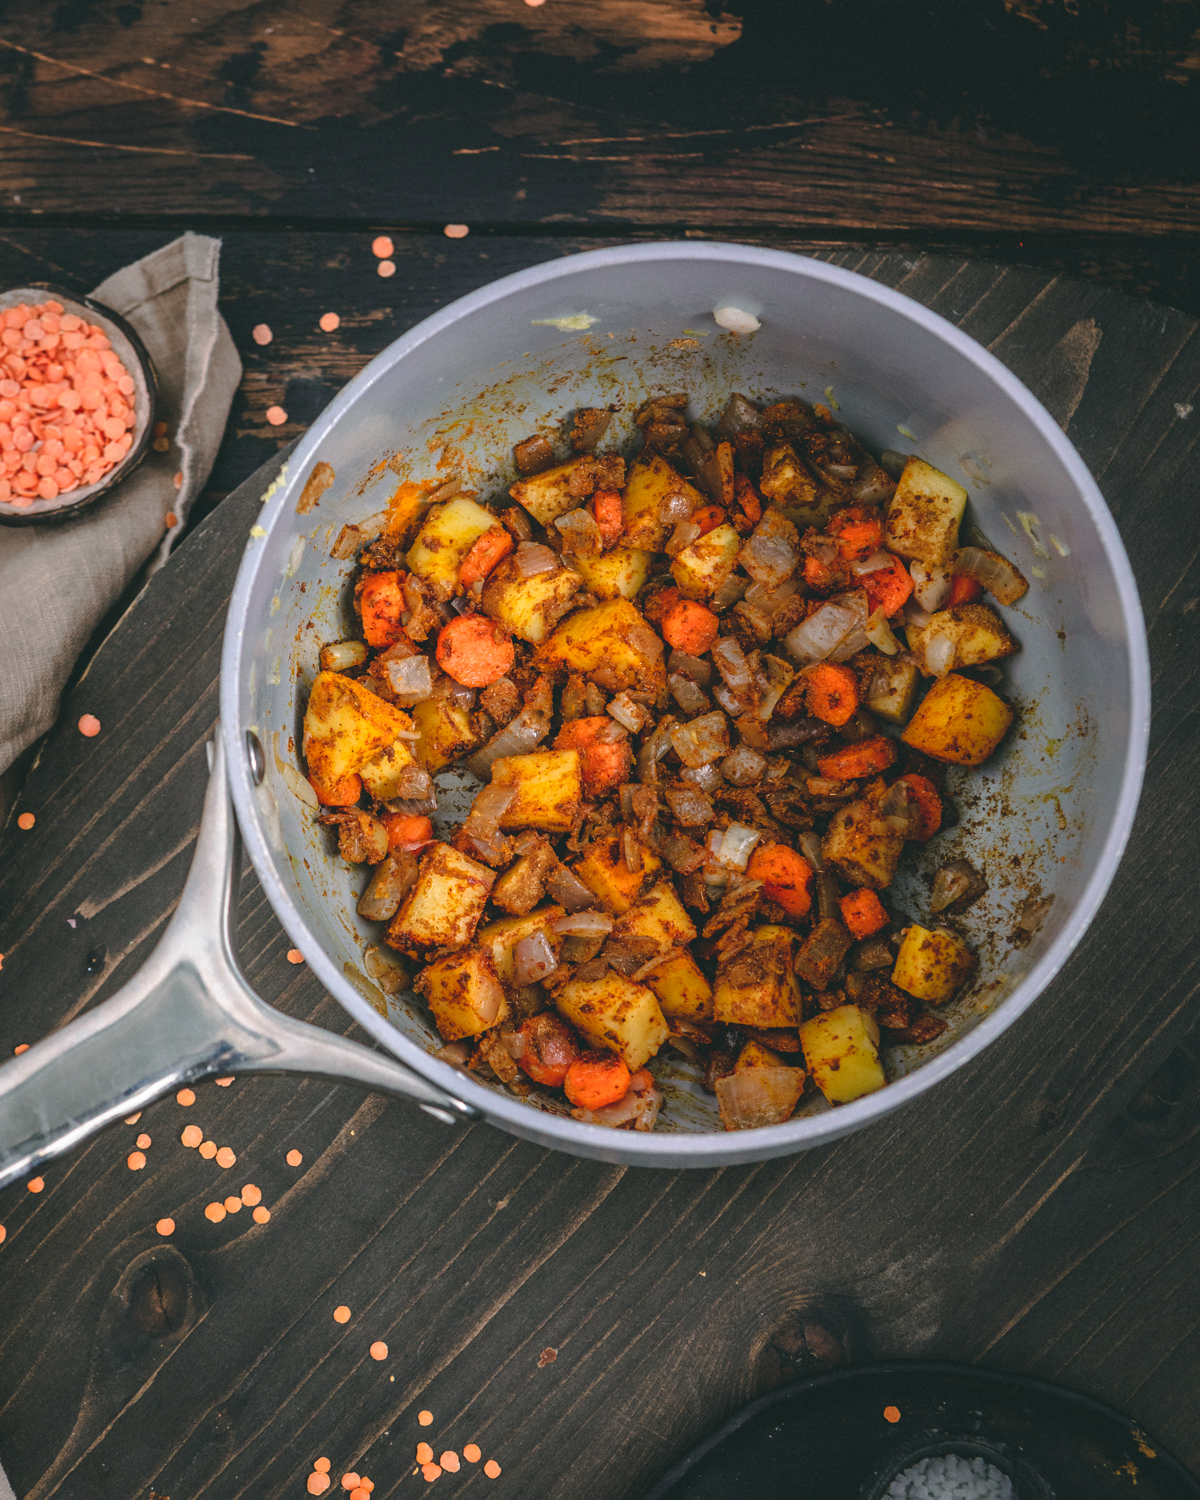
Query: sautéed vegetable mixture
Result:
<box><xmin>300</xmin><ymin>393</ymin><xmax>1027</xmax><ymax>1132</ymax></box>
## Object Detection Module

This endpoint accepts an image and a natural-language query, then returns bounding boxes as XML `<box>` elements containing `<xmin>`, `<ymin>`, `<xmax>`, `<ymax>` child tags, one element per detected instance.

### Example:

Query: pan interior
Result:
<box><xmin>233</xmin><ymin>251</ymin><xmax>1134</xmax><ymax>1139</ymax></box>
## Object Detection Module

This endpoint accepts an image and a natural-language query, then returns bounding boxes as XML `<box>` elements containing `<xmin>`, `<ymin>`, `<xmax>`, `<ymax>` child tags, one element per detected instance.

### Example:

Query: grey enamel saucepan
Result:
<box><xmin>0</xmin><ymin>243</ymin><xmax>1149</xmax><ymax>1180</ymax></box>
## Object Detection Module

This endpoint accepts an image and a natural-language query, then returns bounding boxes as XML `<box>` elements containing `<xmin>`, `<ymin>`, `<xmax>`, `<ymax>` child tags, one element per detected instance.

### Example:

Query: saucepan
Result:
<box><xmin>0</xmin><ymin>243</ymin><xmax>1149</xmax><ymax>1180</ymax></box>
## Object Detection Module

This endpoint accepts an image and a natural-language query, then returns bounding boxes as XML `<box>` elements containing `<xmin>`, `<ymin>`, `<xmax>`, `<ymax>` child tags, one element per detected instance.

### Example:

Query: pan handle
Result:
<box><xmin>0</xmin><ymin>730</ymin><xmax>478</xmax><ymax>1192</ymax></box>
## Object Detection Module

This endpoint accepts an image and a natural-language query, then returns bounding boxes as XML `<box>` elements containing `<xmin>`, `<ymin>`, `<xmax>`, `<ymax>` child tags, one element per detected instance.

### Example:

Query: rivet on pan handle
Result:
<box><xmin>0</xmin><ymin>730</ymin><xmax>478</xmax><ymax>1193</ymax></box>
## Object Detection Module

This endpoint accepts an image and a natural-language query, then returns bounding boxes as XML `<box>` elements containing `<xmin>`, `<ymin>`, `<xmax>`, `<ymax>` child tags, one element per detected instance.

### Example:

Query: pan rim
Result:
<box><xmin>221</xmin><ymin>239</ymin><xmax>1150</xmax><ymax>1166</ymax></box>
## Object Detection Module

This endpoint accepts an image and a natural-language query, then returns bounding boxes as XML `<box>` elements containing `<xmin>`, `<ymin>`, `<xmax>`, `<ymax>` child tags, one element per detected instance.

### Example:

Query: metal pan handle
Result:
<box><xmin>0</xmin><ymin>731</ymin><xmax>477</xmax><ymax>1192</ymax></box>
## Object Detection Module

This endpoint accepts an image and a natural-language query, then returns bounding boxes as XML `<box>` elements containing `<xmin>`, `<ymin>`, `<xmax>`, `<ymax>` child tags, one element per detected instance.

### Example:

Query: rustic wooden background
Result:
<box><xmin>0</xmin><ymin>4</ymin><xmax>1199</xmax><ymax>1499</ymax></box>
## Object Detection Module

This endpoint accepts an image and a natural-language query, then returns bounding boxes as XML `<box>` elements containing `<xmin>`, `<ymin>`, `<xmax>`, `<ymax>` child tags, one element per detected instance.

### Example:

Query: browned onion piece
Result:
<box><xmin>668</xmin><ymin>673</ymin><xmax>710</xmax><ymax>716</ymax></box>
<box><xmin>513</xmin><ymin>930</ymin><xmax>559</xmax><ymax>986</ymax></box>
<box><xmin>952</xmin><ymin>547</ymin><xmax>1030</xmax><ymax>605</ymax></box>
<box><xmin>357</xmin><ymin>851</ymin><xmax>419</xmax><ymax>922</ymax></box>
<box><xmin>716</xmin><ymin>1067</ymin><xmax>805</xmax><ymax>1130</ymax></box>
<box><xmin>667</xmin><ymin>650</ymin><xmax>712</xmax><ymax>685</ymax></box>
<box><xmin>385</xmin><ymin>654</ymin><xmax>434</xmax><ymax>705</ymax></box>
<box><xmin>738</xmin><ymin>507</ymin><xmax>800</xmax><ymax>590</ymax></box>
<box><xmin>664</xmin><ymin>783</ymin><xmax>714</xmax><ymax>826</ymax></box>
<box><xmin>363</xmin><ymin>942</ymin><xmax>412</xmax><ymax>994</ymax></box>
<box><xmin>466</xmin><ymin>679</ymin><xmax>554</xmax><ymax>779</ymax></box>
<box><xmin>680</xmin><ymin>761</ymin><xmax>723</xmax><ymax>792</ymax></box>
<box><xmin>555</xmin><ymin>507</ymin><xmax>602</xmax><ymax>555</ymax></box>
<box><xmin>545</xmin><ymin>864</ymin><xmax>596</xmax><ymax>912</ymax></box>
<box><xmin>721</xmin><ymin>745</ymin><xmax>766</xmax><ymax>786</ymax></box>
<box><xmin>670</xmin><ymin>711</ymin><xmax>730</xmax><ymax>768</ymax></box>
<box><xmin>799</xmin><ymin>831</ymin><xmax>825</xmax><ymax>871</ymax></box>
<box><xmin>743</xmin><ymin>578</ymin><xmax>800</xmax><ymax>617</ymax></box>
<box><xmin>709</xmin><ymin>573</ymin><xmax>749</xmax><ymax>612</ymax></box>
<box><xmin>784</xmin><ymin>597</ymin><xmax>862</xmax><ymax>664</ymax></box>
<box><xmin>666</xmin><ymin>519</ymin><xmax>703</xmax><ymax>556</ymax></box>
<box><xmin>658</xmin><ymin>490</ymin><xmax>695</xmax><ymax>524</ymax></box>
<box><xmin>330</xmin><ymin>510</ymin><xmax>389</xmax><ymax>560</ymax></box>
<box><xmin>637</xmin><ymin>716</ymin><xmax>677</xmax><ymax>784</ymax></box>
<box><xmin>826</xmin><ymin>590</ymin><xmax>871</xmax><ymax>662</ymax></box>
<box><xmin>879</xmin><ymin>779</ymin><xmax>922</xmax><ymax>839</ymax></box>
<box><xmin>551</xmin><ymin>910</ymin><xmax>614</xmax><ymax>937</ymax></box>
<box><xmin>930</xmin><ymin>858</ymin><xmax>988</xmax><ymax>914</ymax></box>
<box><xmin>621</xmin><ymin>826</ymin><xmax>644</xmax><ymax>873</ymax></box>
<box><xmin>465</xmin><ymin>782</ymin><xmax>518</xmax><ymax>837</ymax></box>
<box><xmin>711</xmin><ymin>635</ymin><xmax>753</xmax><ymax>694</ymax></box>
<box><xmin>853</xmin><ymin>934</ymin><xmax>894</xmax><ymax>971</ymax></box>
<box><xmin>714</xmin><ymin>392</ymin><xmax>762</xmax><ymax>440</ymax></box>
<box><xmin>513</xmin><ymin>433</ymin><xmax>555</xmax><ymax>476</ymax></box>
<box><xmin>515</xmin><ymin>541</ymin><xmax>560</xmax><ymax>576</ymax></box>
<box><xmin>436</xmin><ymin>1040</ymin><xmax>473</xmax><ymax>1066</ymax></box>
<box><xmin>320</xmin><ymin>639</ymin><xmax>369</xmax><ymax>672</ymax></box>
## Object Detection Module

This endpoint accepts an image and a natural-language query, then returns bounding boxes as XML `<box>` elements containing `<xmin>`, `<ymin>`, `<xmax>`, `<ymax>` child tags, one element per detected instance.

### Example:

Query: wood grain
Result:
<box><xmin>0</xmin><ymin>252</ymin><xmax>1197</xmax><ymax>1499</ymax></box>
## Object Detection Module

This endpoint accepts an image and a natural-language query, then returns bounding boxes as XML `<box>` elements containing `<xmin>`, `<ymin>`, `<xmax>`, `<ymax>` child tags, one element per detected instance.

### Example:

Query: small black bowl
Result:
<box><xmin>0</xmin><ymin>282</ymin><xmax>159</xmax><ymax>528</ymax></box>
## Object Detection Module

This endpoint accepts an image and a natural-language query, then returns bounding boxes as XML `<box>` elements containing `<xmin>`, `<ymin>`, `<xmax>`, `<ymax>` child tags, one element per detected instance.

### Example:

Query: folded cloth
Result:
<box><xmin>0</xmin><ymin>232</ymin><xmax>241</xmax><ymax>779</ymax></box>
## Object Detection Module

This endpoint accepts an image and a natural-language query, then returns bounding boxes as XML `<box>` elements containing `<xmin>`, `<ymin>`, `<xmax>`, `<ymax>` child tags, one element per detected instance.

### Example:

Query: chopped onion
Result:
<box><xmin>738</xmin><ymin>508</ymin><xmax>800</xmax><ymax>590</ymax></box>
<box><xmin>714</xmin><ymin>392</ymin><xmax>762</xmax><ymax>439</ymax></box>
<box><xmin>466</xmin><ymin>680</ymin><xmax>553</xmax><ymax>779</ymax></box>
<box><xmin>879</xmin><ymin>450</ymin><xmax>909</xmax><ymax>479</ymax></box>
<box><xmin>596</xmin><ymin>717</ymin><xmax>629</xmax><ymax>744</ymax></box>
<box><xmin>850</xmin><ymin>548</ymin><xmax>894</xmax><ymax>577</ymax></box>
<box><xmin>357</xmin><ymin>851</ymin><xmax>419</xmax><ymax>922</ymax></box>
<box><xmin>709</xmin><ymin>573</ymin><xmax>749</xmax><ymax>612</ymax></box>
<box><xmin>721</xmin><ymin>745</ymin><xmax>766</xmax><ymax>786</ymax></box>
<box><xmin>552</xmin><ymin>910</ymin><xmax>614</xmax><ymax>937</ymax></box>
<box><xmin>784</xmin><ymin>598</ymin><xmax>861</xmax><ymax>664</ymax></box>
<box><xmin>427</xmin><ymin>476</ymin><xmax>464</xmax><ymax>506</ymax></box>
<box><xmin>664</xmin><ymin>783</ymin><xmax>714</xmax><ymax>826</ymax></box>
<box><xmin>513</xmin><ymin>930</ymin><xmax>560</xmax><ymax>986</ymax></box>
<box><xmin>923</xmin><ymin>633</ymin><xmax>956</xmax><ymax>677</ymax></box>
<box><xmin>637</xmin><ymin>717</ymin><xmax>676</xmax><ymax>783</ymax></box>
<box><xmin>751</xmin><ymin>651</ymin><xmax>795</xmax><ymax>720</ymax></box>
<box><xmin>952</xmin><ymin>546</ymin><xmax>1029</xmax><ymax>605</ymax></box>
<box><xmin>670</xmin><ymin>711</ymin><xmax>730</xmax><ymax>768</ymax></box>
<box><xmin>712</xmin><ymin>635</ymin><xmax>753</xmax><ymax>693</ymax></box>
<box><xmin>826</xmin><ymin>591</ymin><xmax>871</xmax><ymax>662</ymax></box>
<box><xmin>607</xmin><ymin>692</ymin><xmax>647</xmax><ymax>733</ymax></box>
<box><xmin>930</xmin><ymin>858</ymin><xmax>988</xmax><ymax>914</ymax></box>
<box><xmin>865</xmin><ymin>609</ymin><xmax>901</xmax><ymax>656</ymax></box>
<box><xmin>515</xmin><ymin>541</ymin><xmax>560</xmax><ymax>576</ymax></box>
<box><xmin>850</xmin><ymin>457</ymin><xmax>896</xmax><ymax>504</ymax></box>
<box><xmin>465</xmin><ymin>782</ymin><xmax>518</xmax><ymax>837</ymax></box>
<box><xmin>546</xmin><ymin>864</ymin><xmax>596</xmax><ymax>912</ymax></box>
<box><xmin>555</xmin><ymin>508</ymin><xmax>602</xmax><ymax>555</ymax></box>
<box><xmin>680</xmin><ymin>761</ymin><xmax>723</xmax><ymax>792</ymax></box>
<box><xmin>879</xmin><ymin>779</ymin><xmax>921</xmax><ymax>839</ymax></box>
<box><xmin>713</xmin><ymin>681</ymin><xmax>742</xmax><ymax>716</ymax></box>
<box><xmin>658</xmin><ymin>490</ymin><xmax>695</xmax><ymax>524</ymax></box>
<box><xmin>364</xmin><ymin>942</ymin><xmax>411</xmax><ymax>995</ymax></box>
<box><xmin>278</xmin><ymin>759</ymin><xmax>319</xmax><ymax>808</ymax></box>
<box><xmin>669</xmin><ymin>673</ymin><xmax>710</xmax><ymax>716</ymax></box>
<box><xmin>903</xmin><ymin>598</ymin><xmax>933</xmax><ymax>632</ymax></box>
<box><xmin>909</xmin><ymin>561</ymin><xmax>953</xmax><ymax>611</ymax></box>
<box><xmin>667</xmin><ymin>650</ymin><xmax>712</xmax><ymax>686</ymax></box>
<box><xmin>622</xmin><ymin>826</ymin><xmax>643</xmax><ymax>873</ymax></box>
<box><xmin>853</xmin><ymin>934</ymin><xmax>894</xmax><ymax>971</ymax></box>
<box><xmin>718</xmin><ymin>823</ymin><xmax>762</xmax><ymax>871</ymax></box>
<box><xmin>799</xmin><ymin>831</ymin><xmax>825</xmax><ymax>871</ymax></box>
<box><xmin>385</xmin><ymin>654</ymin><xmax>434</xmax><ymax>705</ymax></box>
<box><xmin>319</xmin><ymin>639</ymin><xmax>369</xmax><ymax>671</ymax></box>
<box><xmin>744</xmin><ymin>578</ymin><xmax>800</xmax><ymax>617</ymax></box>
<box><xmin>666</xmin><ymin>519</ymin><xmax>702</xmax><ymax>556</ymax></box>
<box><xmin>330</xmin><ymin>510</ymin><xmax>388</xmax><ymax>560</ymax></box>
<box><xmin>716</xmin><ymin>1067</ymin><xmax>805</xmax><ymax>1130</ymax></box>
<box><xmin>436</xmin><ymin>1040</ymin><xmax>472</xmax><ymax>1067</ymax></box>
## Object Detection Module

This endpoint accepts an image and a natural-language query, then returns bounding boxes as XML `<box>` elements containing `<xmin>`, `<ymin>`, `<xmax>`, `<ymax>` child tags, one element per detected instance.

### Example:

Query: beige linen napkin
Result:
<box><xmin>0</xmin><ymin>231</ymin><xmax>241</xmax><ymax>782</ymax></box>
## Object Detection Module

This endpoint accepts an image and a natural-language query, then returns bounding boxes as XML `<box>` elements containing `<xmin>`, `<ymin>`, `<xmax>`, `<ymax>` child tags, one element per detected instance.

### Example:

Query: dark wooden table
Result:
<box><xmin>1</xmin><ymin>6</ymin><xmax>1199</xmax><ymax>1498</ymax></box>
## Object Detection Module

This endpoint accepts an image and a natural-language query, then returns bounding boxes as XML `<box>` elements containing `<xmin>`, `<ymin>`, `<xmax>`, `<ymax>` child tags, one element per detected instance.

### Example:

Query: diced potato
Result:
<box><xmin>907</xmin><ymin>602</ymin><xmax>1018</xmax><ymax>677</ymax></box>
<box><xmin>572</xmin><ymin>835</ymin><xmax>661</xmax><ymax>914</ymax></box>
<box><xmin>509</xmin><ymin>456</ymin><xmax>598</xmax><ymax>529</ymax></box>
<box><xmin>534</xmin><ymin>597</ymin><xmax>665</xmax><ymax>695</ymax></box>
<box><xmin>671</xmin><ymin>523</ymin><xmax>741</xmax><ymax>600</ymax></box>
<box><xmin>736</xmin><ymin>1037</ymin><xmax>789</xmax><ymax>1071</ymax></box>
<box><xmin>407</xmin><ymin>495</ymin><xmax>499</xmax><ymax>600</ymax></box>
<box><xmin>476</xmin><ymin>905</ymin><xmax>565</xmax><ymax>987</ymax></box>
<box><xmin>555</xmin><ymin>972</ymin><xmax>670</xmax><ymax>1071</ymax></box>
<box><xmin>892</xmin><ymin>924</ymin><xmax>974</xmax><ymax>1004</ymax></box>
<box><xmin>642</xmin><ymin>949</ymin><xmax>713</xmax><ymax>1021</ymax></box>
<box><xmin>480</xmin><ymin>555</ymin><xmax>583</xmax><ymax>644</ymax></box>
<box><xmin>410</xmin><ymin>694</ymin><xmax>481</xmax><ymax>772</ymax></box>
<box><xmin>570</xmin><ymin>547</ymin><xmax>653</xmax><ymax>601</ymax></box>
<box><xmin>358</xmin><ymin>732</ymin><xmax>417</xmax><ymax>799</ymax></box>
<box><xmin>303</xmin><ymin>670</ymin><xmax>415</xmax><ymax>788</ymax></box>
<box><xmin>885</xmin><ymin>458</ymin><xmax>967</xmax><ymax>567</ymax></box>
<box><xmin>491</xmin><ymin>750</ymin><xmax>582</xmax><ymax>832</ymax></box>
<box><xmin>799</xmin><ymin>1005</ymin><xmax>886</xmax><ymax>1105</ymax></box>
<box><xmin>622</xmin><ymin>455</ymin><xmax>704</xmax><ymax>552</ymax></box>
<box><xmin>760</xmin><ymin>443</ymin><xmax>842</xmax><ymax>529</ymax></box>
<box><xmin>415</xmin><ymin>944</ymin><xmax>509</xmax><ymax>1042</ymax></box>
<box><xmin>386</xmin><ymin>842</ymin><xmax>496</xmax><ymax>955</ymax></box>
<box><xmin>821</xmin><ymin>781</ymin><xmax>905</xmax><ymax>890</ymax></box>
<box><xmin>713</xmin><ymin>925</ymin><xmax>803</xmax><ymax>1028</ymax></box>
<box><xmin>866</xmin><ymin>657</ymin><xmax>921</xmax><ymax>725</ymax></box>
<box><xmin>616</xmin><ymin>881</ymin><xmax>697</xmax><ymax>952</ymax></box>
<box><xmin>901</xmin><ymin>672</ymin><xmax>1014</xmax><ymax>766</ymax></box>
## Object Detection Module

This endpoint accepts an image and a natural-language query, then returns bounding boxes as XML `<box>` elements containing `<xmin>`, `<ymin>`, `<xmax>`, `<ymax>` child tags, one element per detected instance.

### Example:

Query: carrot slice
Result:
<box><xmin>661</xmin><ymin>599</ymin><xmax>719</xmax><ymax>655</ymax></box>
<box><xmin>381</xmin><ymin>812</ymin><xmax>433</xmax><ymax>851</ymax></box>
<box><xmin>459</xmin><ymin>525</ymin><xmax>514</xmax><ymax>589</ymax></box>
<box><xmin>435</xmin><ymin>614</ymin><xmax>515</xmax><ymax>687</ymax></box>
<box><xmin>747</xmin><ymin>843</ymin><xmax>814</xmax><ymax>918</ymax></box>
<box><xmin>309</xmin><ymin>772</ymin><xmax>362</xmax><ymax>806</ymax></box>
<box><xmin>894</xmin><ymin>773</ymin><xmax>942</xmax><ymax>841</ymax></box>
<box><xmin>803</xmin><ymin>554</ymin><xmax>846</xmax><ymax>592</ymax></box>
<box><xmin>861</xmin><ymin>554</ymin><xmax>913</xmax><ymax>617</ymax></box>
<box><xmin>839</xmin><ymin>887</ymin><xmax>888</xmax><ymax>939</ymax></box>
<box><xmin>947</xmin><ymin>573</ymin><xmax>984</xmax><ymax>607</ymax></box>
<box><xmin>803</xmin><ymin>662</ymin><xmax>859</xmax><ymax>727</ymax></box>
<box><xmin>817</xmin><ymin>735</ymin><xmax>897</xmax><ymax>780</ymax></box>
<box><xmin>517</xmin><ymin>1014</ymin><xmax>579</xmax><ymax>1088</ymax></box>
<box><xmin>734</xmin><ymin>474</ymin><xmax>762</xmax><ymax>528</ymax></box>
<box><xmin>828</xmin><ymin>506</ymin><xmax>884</xmax><ymax>560</ymax></box>
<box><xmin>554</xmin><ymin>717</ymin><xmax>634</xmax><ymax>798</ymax></box>
<box><xmin>359</xmin><ymin>571</ymin><xmax>407</xmax><ymax>649</ymax></box>
<box><xmin>591</xmin><ymin>488</ymin><xmax>624</xmax><ymax>549</ymax></box>
<box><xmin>690</xmin><ymin>505</ymin><xmax>727</xmax><ymax>536</ymax></box>
<box><xmin>564</xmin><ymin>1051</ymin><xmax>631</xmax><ymax>1111</ymax></box>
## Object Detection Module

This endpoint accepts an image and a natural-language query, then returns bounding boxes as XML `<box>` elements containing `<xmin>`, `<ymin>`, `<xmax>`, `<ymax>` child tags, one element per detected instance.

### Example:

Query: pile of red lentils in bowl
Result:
<box><xmin>0</xmin><ymin>296</ymin><xmax>141</xmax><ymax>509</ymax></box>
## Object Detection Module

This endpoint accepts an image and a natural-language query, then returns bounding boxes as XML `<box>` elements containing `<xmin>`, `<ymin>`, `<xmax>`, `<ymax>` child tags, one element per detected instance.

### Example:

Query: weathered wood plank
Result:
<box><xmin>0</xmin><ymin>254</ymin><xmax>1198</xmax><ymax>1499</ymax></box>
